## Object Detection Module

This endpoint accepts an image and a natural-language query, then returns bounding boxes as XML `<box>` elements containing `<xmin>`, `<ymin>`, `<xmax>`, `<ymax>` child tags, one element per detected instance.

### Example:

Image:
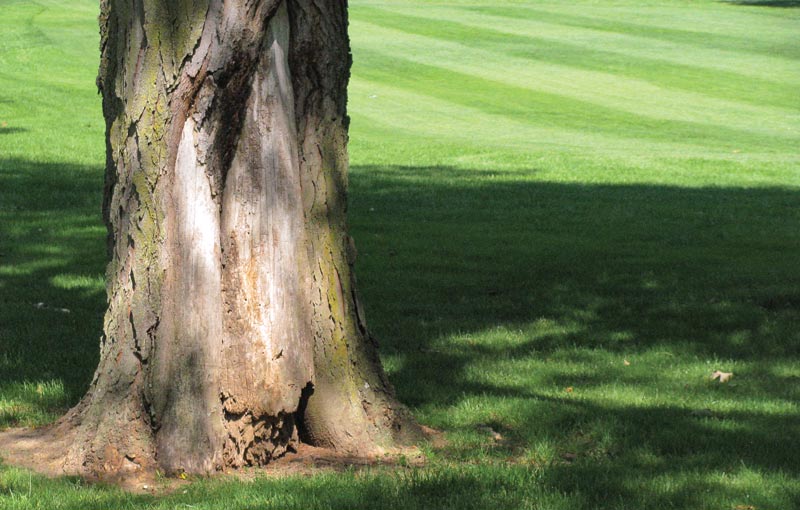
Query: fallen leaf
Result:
<box><xmin>623</xmin><ymin>359</ymin><xmax>631</xmax><ymax>366</ymax></box>
<box><xmin>734</xmin><ymin>505</ymin><xmax>755</xmax><ymax>510</ymax></box>
<box><xmin>711</xmin><ymin>370</ymin><xmax>733</xmax><ymax>383</ymax></box>
<box><xmin>1</xmin><ymin>121</ymin><xmax>7</xmax><ymax>128</ymax></box>
<box><xmin>565</xmin><ymin>387</ymin><xmax>574</xmax><ymax>393</ymax></box>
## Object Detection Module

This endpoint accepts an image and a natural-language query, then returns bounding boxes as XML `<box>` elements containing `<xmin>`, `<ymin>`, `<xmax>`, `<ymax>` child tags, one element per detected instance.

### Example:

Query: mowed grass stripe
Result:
<box><xmin>353</xmin><ymin>52</ymin><xmax>791</xmax><ymax>155</ymax></box>
<box><xmin>349</xmin><ymin>20</ymin><xmax>799</xmax><ymax>145</ymax></box>
<box><xmin>461</xmin><ymin>1</ymin><xmax>800</xmax><ymax>47</ymax></box>
<box><xmin>0</xmin><ymin>4</ymin><xmax>97</xmax><ymax>96</ymax></box>
<box><xmin>0</xmin><ymin>0</ymin><xmax>102</xmax><ymax>164</ymax></box>
<box><xmin>28</xmin><ymin>0</ymin><xmax>103</xmax><ymax>58</ymax></box>
<box><xmin>348</xmin><ymin>117</ymin><xmax>800</xmax><ymax>192</ymax></box>
<box><xmin>348</xmin><ymin>17</ymin><xmax>799</xmax><ymax>134</ymax></box>
<box><xmin>0</xmin><ymin>3</ymin><xmax>49</xmax><ymax>54</ymax></box>
<box><xmin>352</xmin><ymin>5</ymin><xmax>798</xmax><ymax>110</ymax></box>
<box><xmin>350</xmin><ymin>79</ymin><xmax>693</xmax><ymax>157</ymax></box>
<box><xmin>460</xmin><ymin>4</ymin><xmax>800</xmax><ymax>61</ymax></box>
<box><xmin>348</xmin><ymin>89</ymin><xmax>799</xmax><ymax>192</ymax></box>
<box><xmin>363</xmin><ymin>4</ymin><xmax>800</xmax><ymax>86</ymax></box>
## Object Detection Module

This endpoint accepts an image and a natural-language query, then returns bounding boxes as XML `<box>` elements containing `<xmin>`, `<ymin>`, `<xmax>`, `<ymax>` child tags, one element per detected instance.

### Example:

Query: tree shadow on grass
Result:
<box><xmin>350</xmin><ymin>164</ymin><xmax>799</xmax><ymax>359</ymax></box>
<box><xmin>0</xmin><ymin>157</ymin><xmax>106</xmax><ymax>425</ymax></box>
<box><xmin>724</xmin><ymin>0</ymin><xmax>800</xmax><ymax>7</ymax></box>
<box><xmin>1</xmin><ymin>160</ymin><xmax>798</xmax><ymax>506</ymax></box>
<box><xmin>348</xmin><ymin>164</ymin><xmax>800</xmax><ymax>506</ymax></box>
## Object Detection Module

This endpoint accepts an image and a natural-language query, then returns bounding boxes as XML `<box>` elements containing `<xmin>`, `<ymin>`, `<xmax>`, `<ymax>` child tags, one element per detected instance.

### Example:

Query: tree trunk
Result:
<box><xmin>51</xmin><ymin>0</ymin><xmax>419</xmax><ymax>477</ymax></box>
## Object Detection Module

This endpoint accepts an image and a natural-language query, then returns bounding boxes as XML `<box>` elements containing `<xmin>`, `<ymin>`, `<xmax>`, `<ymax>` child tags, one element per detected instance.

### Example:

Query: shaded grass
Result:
<box><xmin>727</xmin><ymin>1</ymin><xmax>800</xmax><ymax>7</ymax></box>
<box><xmin>1</xmin><ymin>0</ymin><xmax>799</xmax><ymax>508</ymax></box>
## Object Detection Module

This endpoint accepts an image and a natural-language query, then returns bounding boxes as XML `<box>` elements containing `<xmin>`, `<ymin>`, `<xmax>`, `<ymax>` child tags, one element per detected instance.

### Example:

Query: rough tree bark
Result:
<box><xmin>22</xmin><ymin>0</ymin><xmax>420</xmax><ymax>477</ymax></box>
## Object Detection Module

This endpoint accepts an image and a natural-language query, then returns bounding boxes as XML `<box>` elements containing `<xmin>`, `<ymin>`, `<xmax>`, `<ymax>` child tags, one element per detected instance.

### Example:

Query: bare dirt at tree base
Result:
<box><xmin>0</xmin><ymin>425</ymin><xmax>444</xmax><ymax>494</ymax></box>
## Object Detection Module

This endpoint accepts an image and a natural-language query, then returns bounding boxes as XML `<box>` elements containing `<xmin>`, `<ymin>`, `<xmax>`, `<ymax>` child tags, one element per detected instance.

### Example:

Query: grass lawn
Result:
<box><xmin>1</xmin><ymin>0</ymin><xmax>799</xmax><ymax>508</ymax></box>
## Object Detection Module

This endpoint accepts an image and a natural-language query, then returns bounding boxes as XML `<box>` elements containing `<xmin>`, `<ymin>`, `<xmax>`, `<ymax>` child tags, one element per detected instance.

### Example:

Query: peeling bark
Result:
<box><xmin>36</xmin><ymin>0</ymin><xmax>422</xmax><ymax>477</ymax></box>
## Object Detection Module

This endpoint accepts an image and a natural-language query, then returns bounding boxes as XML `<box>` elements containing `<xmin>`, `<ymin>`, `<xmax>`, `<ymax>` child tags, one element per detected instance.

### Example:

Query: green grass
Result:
<box><xmin>1</xmin><ymin>0</ymin><xmax>799</xmax><ymax>508</ymax></box>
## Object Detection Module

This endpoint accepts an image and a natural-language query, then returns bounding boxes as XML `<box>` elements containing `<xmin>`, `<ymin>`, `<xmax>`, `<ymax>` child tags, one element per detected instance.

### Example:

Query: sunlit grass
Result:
<box><xmin>1</xmin><ymin>0</ymin><xmax>799</xmax><ymax>508</ymax></box>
